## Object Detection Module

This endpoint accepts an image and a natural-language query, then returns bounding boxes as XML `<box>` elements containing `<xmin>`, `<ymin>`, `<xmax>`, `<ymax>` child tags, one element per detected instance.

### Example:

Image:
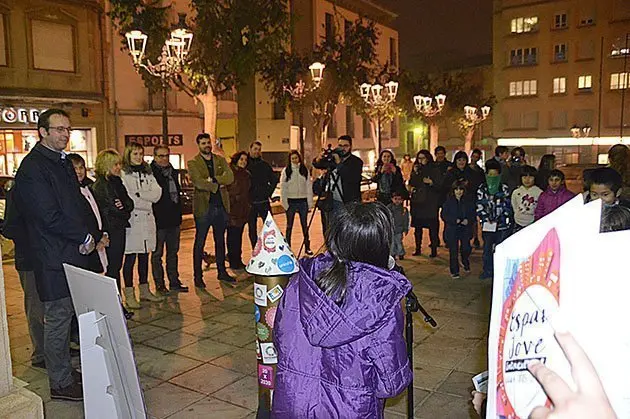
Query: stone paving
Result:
<box><xmin>3</xmin><ymin>211</ymin><xmax>491</xmax><ymax>418</ymax></box>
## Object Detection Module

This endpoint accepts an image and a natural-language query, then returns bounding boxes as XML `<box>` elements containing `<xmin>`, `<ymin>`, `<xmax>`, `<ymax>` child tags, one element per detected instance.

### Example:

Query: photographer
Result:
<box><xmin>313</xmin><ymin>135</ymin><xmax>364</xmax><ymax>220</ymax></box>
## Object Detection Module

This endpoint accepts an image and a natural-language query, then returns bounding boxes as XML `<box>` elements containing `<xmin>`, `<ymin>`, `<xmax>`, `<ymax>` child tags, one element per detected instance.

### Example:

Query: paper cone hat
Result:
<box><xmin>246</xmin><ymin>213</ymin><xmax>300</xmax><ymax>276</ymax></box>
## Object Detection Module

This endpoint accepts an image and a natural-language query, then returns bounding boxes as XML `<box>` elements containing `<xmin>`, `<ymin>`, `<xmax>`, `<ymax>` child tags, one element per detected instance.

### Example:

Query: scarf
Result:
<box><xmin>486</xmin><ymin>174</ymin><xmax>501</xmax><ymax>195</ymax></box>
<box><xmin>160</xmin><ymin>165</ymin><xmax>179</xmax><ymax>204</ymax></box>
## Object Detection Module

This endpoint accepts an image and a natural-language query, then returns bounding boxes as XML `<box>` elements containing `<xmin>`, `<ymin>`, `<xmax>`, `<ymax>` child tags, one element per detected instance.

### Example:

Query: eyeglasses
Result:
<box><xmin>155</xmin><ymin>154</ymin><xmax>169</xmax><ymax>158</ymax></box>
<box><xmin>48</xmin><ymin>126</ymin><xmax>72</xmax><ymax>135</ymax></box>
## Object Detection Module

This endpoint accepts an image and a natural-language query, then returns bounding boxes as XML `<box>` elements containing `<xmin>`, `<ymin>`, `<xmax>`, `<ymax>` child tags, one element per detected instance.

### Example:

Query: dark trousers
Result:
<box><xmin>481</xmin><ymin>229</ymin><xmax>511</xmax><ymax>277</ymax></box>
<box><xmin>286</xmin><ymin>198</ymin><xmax>309</xmax><ymax>248</ymax></box>
<box><xmin>227</xmin><ymin>224</ymin><xmax>245</xmax><ymax>266</ymax></box>
<box><xmin>414</xmin><ymin>218</ymin><xmax>439</xmax><ymax>251</ymax></box>
<box><xmin>248</xmin><ymin>201</ymin><xmax>270</xmax><ymax>248</ymax></box>
<box><xmin>194</xmin><ymin>204</ymin><xmax>229</xmax><ymax>282</ymax></box>
<box><xmin>151</xmin><ymin>226</ymin><xmax>181</xmax><ymax>288</ymax></box>
<box><xmin>123</xmin><ymin>253</ymin><xmax>149</xmax><ymax>288</ymax></box>
<box><xmin>105</xmin><ymin>228</ymin><xmax>126</xmax><ymax>290</ymax></box>
<box><xmin>18</xmin><ymin>270</ymin><xmax>44</xmax><ymax>364</ymax></box>
<box><xmin>43</xmin><ymin>297</ymin><xmax>75</xmax><ymax>390</ymax></box>
<box><xmin>446</xmin><ymin>229</ymin><xmax>472</xmax><ymax>275</ymax></box>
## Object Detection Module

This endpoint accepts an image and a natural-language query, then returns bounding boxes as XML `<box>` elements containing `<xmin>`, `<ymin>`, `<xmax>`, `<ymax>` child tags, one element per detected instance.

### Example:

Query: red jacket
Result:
<box><xmin>534</xmin><ymin>186</ymin><xmax>575</xmax><ymax>220</ymax></box>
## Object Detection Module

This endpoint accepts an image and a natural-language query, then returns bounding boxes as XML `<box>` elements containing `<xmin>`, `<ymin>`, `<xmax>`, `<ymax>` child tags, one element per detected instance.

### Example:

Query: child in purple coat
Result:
<box><xmin>272</xmin><ymin>202</ymin><xmax>413</xmax><ymax>418</ymax></box>
<box><xmin>534</xmin><ymin>169</ymin><xmax>576</xmax><ymax>220</ymax></box>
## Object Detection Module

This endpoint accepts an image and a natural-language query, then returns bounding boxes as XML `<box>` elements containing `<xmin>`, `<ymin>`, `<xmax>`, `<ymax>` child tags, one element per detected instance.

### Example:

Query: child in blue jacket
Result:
<box><xmin>442</xmin><ymin>180</ymin><xmax>476</xmax><ymax>278</ymax></box>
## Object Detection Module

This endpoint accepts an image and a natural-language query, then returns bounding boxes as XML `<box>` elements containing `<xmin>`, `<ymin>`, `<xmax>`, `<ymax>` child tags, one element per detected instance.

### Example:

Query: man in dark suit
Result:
<box><xmin>13</xmin><ymin>109</ymin><xmax>94</xmax><ymax>401</ymax></box>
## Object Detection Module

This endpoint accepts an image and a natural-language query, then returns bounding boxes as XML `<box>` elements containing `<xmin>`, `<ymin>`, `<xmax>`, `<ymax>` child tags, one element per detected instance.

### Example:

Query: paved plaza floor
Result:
<box><xmin>3</xmin><ymin>211</ymin><xmax>491</xmax><ymax>418</ymax></box>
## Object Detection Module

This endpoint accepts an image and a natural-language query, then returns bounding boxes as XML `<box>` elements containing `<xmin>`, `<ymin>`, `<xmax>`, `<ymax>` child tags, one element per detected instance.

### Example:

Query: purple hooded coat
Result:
<box><xmin>272</xmin><ymin>253</ymin><xmax>413</xmax><ymax>418</ymax></box>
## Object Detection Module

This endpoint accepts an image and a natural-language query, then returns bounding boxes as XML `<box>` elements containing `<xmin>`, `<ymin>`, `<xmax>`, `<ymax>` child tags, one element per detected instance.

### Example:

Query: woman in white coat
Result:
<box><xmin>121</xmin><ymin>142</ymin><xmax>163</xmax><ymax>308</ymax></box>
<box><xmin>280</xmin><ymin>150</ymin><xmax>314</xmax><ymax>255</ymax></box>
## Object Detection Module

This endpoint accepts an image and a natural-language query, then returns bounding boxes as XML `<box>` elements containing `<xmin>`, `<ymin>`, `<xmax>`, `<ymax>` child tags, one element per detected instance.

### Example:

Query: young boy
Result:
<box><xmin>511</xmin><ymin>165</ymin><xmax>543</xmax><ymax>231</ymax></box>
<box><xmin>387</xmin><ymin>190</ymin><xmax>410</xmax><ymax>260</ymax></box>
<box><xmin>587</xmin><ymin>167</ymin><xmax>630</xmax><ymax>209</ymax></box>
<box><xmin>477</xmin><ymin>159</ymin><xmax>513</xmax><ymax>280</ymax></box>
<box><xmin>534</xmin><ymin>169</ymin><xmax>575</xmax><ymax>221</ymax></box>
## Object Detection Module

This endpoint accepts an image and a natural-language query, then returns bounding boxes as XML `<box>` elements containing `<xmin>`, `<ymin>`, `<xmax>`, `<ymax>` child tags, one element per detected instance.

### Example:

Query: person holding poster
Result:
<box><xmin>476</xmin><ymin>159</ymin><xmax>513</xmax><ymax>279</ymax></box>
<box><xmin>272</xmin><ymin>202</ymin><xmax>412</xmax><ymax>418</ymax></box>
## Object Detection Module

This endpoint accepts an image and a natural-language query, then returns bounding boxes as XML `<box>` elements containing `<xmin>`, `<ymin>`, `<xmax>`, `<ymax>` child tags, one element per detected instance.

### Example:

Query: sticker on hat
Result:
<box><xmin>257</xmin><ymin>323</ymin><xmax>270</xmax><ymax>341</ymax></box>
<box><xmin>254</xmin><ymin>283</ymin><xmax>267</xmax><ymax>307</ymax></box>
<box><xmin>255</xmin><ymin>305</ymin><xmax>261</xmax><ymax>322</ymax></box>
<box><xmin>260</xmin><ymin>342</ymin><xmax>278</xmax><ymax>364</ymax></box>
<box><xmin>267</xmin><ymin>285</ymin><xmax>284</xmax><ymax>304</ymax></box>
<box><xmin>265</xmin><ymin>306</ymin><xmax>277</xmax><ymax>329</ymax></box>
<box><xmin>246</xmin><ymin>213</ymin><xmax>299</xmax><ymax>276</ymax></box>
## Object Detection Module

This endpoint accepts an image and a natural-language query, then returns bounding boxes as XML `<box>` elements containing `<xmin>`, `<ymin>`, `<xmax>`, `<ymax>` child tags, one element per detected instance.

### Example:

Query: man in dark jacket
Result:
<box><xmin>150</xmin><ymin>146</ymin><xmax>188</xmax><ymax>293</ymax></box>
<box><xmin>13</xmin><ymin>109</ymin><xmax>94</xmax><ymax>401</ymax></box>
<box><xmin>247</xmin><ymin>141</ymin><xmax>278</xmax><ymax>248</ymax></box>
<box><xmin>3</xmin><ymin>183</ymin><xmax>45</xmax><ymax>370</ymax></box>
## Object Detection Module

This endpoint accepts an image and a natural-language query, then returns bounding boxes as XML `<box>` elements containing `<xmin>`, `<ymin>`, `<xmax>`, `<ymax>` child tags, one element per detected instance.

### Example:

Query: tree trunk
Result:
<box><xmin>464</xmin><ymin>128</ymin><xmax>475</xmax><ymax>153</ymax></box>
<box><xmin>429</xmin><ymin>122</ymin><xmax>439</xmax><ymax>152</ymax></box>
<box><xmin>197</xmin><ymin>87</ymin><xmax>221</xmax><ymax>154</ymax></box>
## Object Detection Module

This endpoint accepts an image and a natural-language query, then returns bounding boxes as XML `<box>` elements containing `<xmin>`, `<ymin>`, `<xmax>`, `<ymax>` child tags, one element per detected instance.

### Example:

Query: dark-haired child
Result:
<box><xmin>534</xmin><ymin>169</ymin><xmax>575</xmax><ymax>220</ymax></box>
<box><xmin>587</xmin><ymin>167</ymin><xmax>630</xmax><ymax>209</ymax></box>
<box><xmin>601</xmin><ymin>205</ymin><xmax>630</xmax><ymax>232</ymax></box>
<box><xmin>442</xmin><ymin>180</ymin><xmax>476</xmax><ymax>278</ymax></box>
<box><xmin>273</xmin><ymin>202</ymin><xmax>412</xmax><ymax>417</ymax></box>
<box><xmin>511</xmin><ymin>165</ymin><xmax>543</xmax><ymax>231</ymax></box>
<box><xmin>387</xmin><ymin>191</ymin><xmax>410</xmax><ymax>260</ymax></box>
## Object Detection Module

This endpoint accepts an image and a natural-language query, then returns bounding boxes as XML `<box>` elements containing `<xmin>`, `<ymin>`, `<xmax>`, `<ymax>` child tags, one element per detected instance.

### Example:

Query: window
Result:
<box><xmin>362</xmin><ymin>117</ymin><xmax>371</xmax><ymax>138</ymax></box>
<box><xmin>344</xmin><ymin>19</ymin><xmax>352</xmax><ymax>37</ymax></box>
<box><xmin>554</xmin><ymin>43</ymin><xmax>568</xmax><ymax>62</ymax></box>
<box><xmin>611</xmin><ymin>72</ymin><xmax>630</xmax><ymax>90</ymax></box>
<box><xmin>510</xmin><ymin>47</ymin><xmax>537</xmax><ymax>66</ymax></box>
<box><xmin>510</xmin><ymin>16</ymin><xmax>539</xmax><ymax>33</ymax></box>
<box><xmin>578</xmin><ymin>75</ymin><xmax>592</xmax><ymax>90</ymax></box>
<box><xmin>579</xmin><ymin>17</ymin><xmax>595</xmax><ymax>26</ymax></box>
<box><xmin>272</xmin><ymin>101</ymin><xmax>285</xmax><ymax>120</ymax></box>
<box><xmin>31</xmin><ymin>19</ymin><xmax>75</xmax><ymax>72</ymax></box>
<box><xmin>345</xmin><ymin>106</ymin><xmax>354</xmax><ymax>137</ymax></box>
<box><xmin>577</xmin><ymin>40</ymin><xmax>595</xmax><ymax>60</ymax></box>
<box><xmin>0</xmin><ymin>15</ymin><xmax>6</xmax><ymax>66</ymax></box>
<box><xmin>327</xmin><ymin>118</ymin><xmax>337</xmax><ymax>138</ymax></box>
<box><xmin>554</xmin><ymin>13</ymin><xmax>568</xmax><ymax>29</ymax></box>
<box><xmin>389</xmin><ymin>37</ymin><xmax>398</xmax><ymax>67</ymax></box>
<box><xmin>553</xmin><ymin>77</ymin><xmax>567</xmax><ymax>94</ymax></box>
<box><xmin>390</xmin><ymin>119</ymin><xmax>398</xmax><ymax>139</ymax></box>
<box><xmin>550</xmin><ymin>110</ymin><xmax>568</xmax><ymax>128</ymax></box>
<box><xmin>325</xmin><ymin>13</ymin><xmax>334</xmax><ymax>43</ymax></box>
<box><xmin>509</xmin><ymin>79</ymin><xmax>538</xmax><ymax>96</ymax></box>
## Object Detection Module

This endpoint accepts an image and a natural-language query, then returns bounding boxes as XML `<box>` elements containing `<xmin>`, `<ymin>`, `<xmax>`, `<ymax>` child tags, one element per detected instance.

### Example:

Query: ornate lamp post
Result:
<box><xmin>125</xmin><ymin>17</ymin><xmax>193</xmax><ymax>148</ymax></box>
<box><xmin>283</xmin><ymin>62</ymin><xmax>325</xmax><ymax>154</ymax></box>
<box><xmin>461</xmin><ymin>105</ymin><xmax>491</xmax><ymax>152</ymax></box>
<box><xmin>360</xmin><ymin>80</ymin><xmax>399</xmax><ymax>155</ymax></box>
<box><xmin>413</xmin><ymin>94</ymin><xmax>446</xmax><ymax>151</ymax></box>
<box><xmin>570</xmin><ymin>124</ymin><xmax>591</xmax><ymax>138</ymax></box>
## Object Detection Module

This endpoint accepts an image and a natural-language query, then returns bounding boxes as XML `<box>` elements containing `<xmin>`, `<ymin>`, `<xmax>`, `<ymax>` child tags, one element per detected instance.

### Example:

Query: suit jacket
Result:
<box><xmin>188</xmin><ymin>153</ymin><xmax>234</xmax><ymax>218</ymax></box>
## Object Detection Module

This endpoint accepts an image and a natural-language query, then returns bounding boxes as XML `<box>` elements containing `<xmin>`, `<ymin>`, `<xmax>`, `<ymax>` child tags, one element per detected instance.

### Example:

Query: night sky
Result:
<box><xmin>378</xmin><ymin>0</ymin><xmax>493</xmax><ymax>71</ymax></box>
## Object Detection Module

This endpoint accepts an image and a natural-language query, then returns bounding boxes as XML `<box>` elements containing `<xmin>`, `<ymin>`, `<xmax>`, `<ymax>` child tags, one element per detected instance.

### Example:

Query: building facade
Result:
<box><xmin>494</xmin><ymin>0</ymin><xmax>630</xmax><ymax>166</ymax></box>
<box><xmin>250</xmin><ymin>0</ymin><xmax>400</xmax><ymax>169</ymax></box>
<box><xmin>0</xmin><ymin>0</ymin><xmax>108</xmax><ymax>175</ymax></box>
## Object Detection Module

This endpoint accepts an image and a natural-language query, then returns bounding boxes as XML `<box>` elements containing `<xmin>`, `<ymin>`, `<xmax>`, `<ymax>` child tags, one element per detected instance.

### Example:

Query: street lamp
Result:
<box><xmin>570</xmin><ymin>124</ymin><xmax>591</xmax><ymax>138</ymax></box>
<box><xmin>413</xmin><ymin>94</ymin><xmax>446</xmax><ymax>151</ymax></box>
<box><xmin>125</xmin><ymin>16</ymin><xmax>193</xmax><ymax>149</ymax></box>
<box><xmin>284</xmin><ymin>62</ymin><xmax>325</xmax><ymax>154</ymax></box>
<box><xmin>360</xmin><ymin>81</ymin><xmax>399</xmax><ymax>155</ymax></box>
<box><xmin>461</xmin><ymin>105</ymin><xmax>491</xmax><ymax>152</ymax></box>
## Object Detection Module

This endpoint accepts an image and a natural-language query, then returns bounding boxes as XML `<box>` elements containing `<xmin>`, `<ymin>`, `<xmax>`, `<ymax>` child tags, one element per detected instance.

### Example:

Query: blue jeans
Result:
<box><xmin>194</xmin><ymin>205</ymin><xmax>228</xmax><ymax>282</ymax></box>
<box><xmin>481</xmin><ymin>229</ymin><xmax>511</xmax><ymax>277</ymax></box>
<box><xmin>391</xmin><ymin>233</ymin><xmax>405</xmax><ymax>257</ymax></box>
<box><xmin>446</xmin><ymin>230</ymin><xmax>471</xmax><ymax>275</ymax></box>
<box><xmin>286</xmin><ymin>199</ymin><xmax>309</xmax><ymax>248</ymax></box>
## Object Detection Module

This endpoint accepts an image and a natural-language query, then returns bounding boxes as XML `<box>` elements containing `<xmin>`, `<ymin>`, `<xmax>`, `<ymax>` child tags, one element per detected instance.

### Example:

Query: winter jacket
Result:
<box><xmin>121</xmin><ymin>166</ymin><xmax>162</xmax><ymax>254</ymax></box>
<box><xmin>188</xmin><ymin>153</ymin><xmax>234</xmax><ymax>218</ymax></box>
<box><xmin>248</xmin><ymin>155</ymin><xmax>278</xmax><ymax>204</ymax></box>
<box><xmin>372</xmin><ymin>164</ymin><xmax>405</xmax><ymax>204</ymax></box>
<box><xmin>280</xmin><ymin>164</ymin><xmax>314</xmax><ymax>210</ymax></box>
<box><xmin>91</xmin><ymin>175</ymin><xmax>134</xmax><ymax>231</ymax></box>
<box><xmin>534</xmin><ymin>186</ymin><xmax>575</xmax><ymax>221</ymax></box>
<box><xmin>511</xmin><ymin>185</ymin><xmax>543</xmax><ymax>227</ymax></box>
<box><xmin>13</xmin><ymin>143</ymin><xmax>89</xmax><ymax>301</ymax></box>
<box><xmin>272</xmin><ymin>253</ymin><xmax>412</xmax><ymax>418</ymax></box>
<box><xmin>78</xmin><ymin>177</ymin><xmax>108</xmax><ymax>273</ymax></box>
<box><xmin>441</xmin><ymin>196</ymin><xmax>476</xmax><ymax>242</ymax></box>
<box><xmin>409</xmin><ymin>163</ymin><xmax>442</xmax><ymax>224</ymax></box>
<box><xmin>503</xmin><ymin>162</ymin><xmax>524</xmax><ymax>194</ymax></box>
<box><xmin>434</xmin><ymin>159</ymin><xmax>453</xmax><ymax>203</ymax></box>
<box><xmin>443</xmin><ymin>165</ymin><xmax>482</xmax><ymax>200</ymax></box>
<box><xmin>150</xmin><ymin>161</ymin><xmax>182</xmax><ymax>229</ymax></box>
<box><xmin>227</xmin><ymin>165</ymin><xmax>251</xmax><ymax>227</ymax></box>
<box><xmin>2</xmin><ymin>186</ymin><xmax>33</xmax><ymax>272</ymax></box>
<box><xmin>387</xmin><ymin>202</ymin><xmax>410</xmax><ymax>235</ymax></box>
<box><xmin>476</xmin><ymin>182</ymin><xmax>513</xmax><ymax>231</ymax></box>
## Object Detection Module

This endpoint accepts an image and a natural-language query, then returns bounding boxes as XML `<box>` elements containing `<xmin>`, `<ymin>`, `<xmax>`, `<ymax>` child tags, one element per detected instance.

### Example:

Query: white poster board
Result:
<box><xmin>487</xmin><ymin>196</ymin><xmax>630</xmax><ymax>418</ymax></box>
<box><xmin>63</xmin><ymin>264</ymin><xmax>146</xmax><ymax>419</ymax></box>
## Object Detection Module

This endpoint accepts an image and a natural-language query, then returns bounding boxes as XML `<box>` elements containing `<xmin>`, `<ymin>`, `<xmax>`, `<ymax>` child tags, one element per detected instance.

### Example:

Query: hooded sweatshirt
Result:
<box><xmin>272</xmin><ymin>253</ymin><xmax>412</xmax><ymax>418</ymax></box>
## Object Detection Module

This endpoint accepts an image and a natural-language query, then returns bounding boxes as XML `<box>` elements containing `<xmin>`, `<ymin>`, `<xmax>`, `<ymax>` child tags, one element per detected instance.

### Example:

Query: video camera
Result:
<box><xmin>313</xmin><ymin>144</ymin><xmax>344</xmax><ymax>170</ymax></box>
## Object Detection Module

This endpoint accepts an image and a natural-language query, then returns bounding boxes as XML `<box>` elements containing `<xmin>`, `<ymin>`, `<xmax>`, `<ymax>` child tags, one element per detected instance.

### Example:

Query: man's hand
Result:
<box><xmin>528</xmin><ymin>331</ymin><xmax>616</xmax><ymax>419</ymax></box>
<box><xmin>471</xmin><ymin>391</ymin><xmax>486</xmax><ymax>417</ymax></box>
<box><xmin>79</xmin><ymin>234</ymin><xmax>96</xmax><ymax>255</ymax></box>
<box><xmin>423</xmin><ymin>177</ymin><xmax>433</xmax><ymax>185</ymax></box>
<box><xmin>333</xmin><ymin>154</ymin><xmax>341</xmax><ymax>165</ymax></box>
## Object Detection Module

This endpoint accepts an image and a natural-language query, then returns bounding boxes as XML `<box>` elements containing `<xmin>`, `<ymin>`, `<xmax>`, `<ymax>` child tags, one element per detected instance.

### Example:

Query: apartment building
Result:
<box><xmin>248</xmin><ymin>0</ymin><xmax>399</xmax><ymax>169</ymax></box>
<box><xmin>494</xmin><ymin>0</ymin><xmax>630</xmax><ymax>165</ymax></box>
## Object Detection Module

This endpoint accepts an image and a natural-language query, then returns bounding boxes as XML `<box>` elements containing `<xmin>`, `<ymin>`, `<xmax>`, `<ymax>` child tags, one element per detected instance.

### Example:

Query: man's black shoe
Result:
<box><xmin>170</xmin><ymin>283</ymin><xmax>189</xmax><ymax>292</ymax></box>
<box><xmin>218</xmin><ymin>272</ymin><xmax>236</xmax><ymax>283</ymax></box>
<box><xmin>156</xmin><ymin>285</ymin><xmax>170</xmax><ymax>295</ymax></box>
<box><xmin>51</xmin><ymin>382</ymin><xmax>83</xmax><ymax>401</ymax></box>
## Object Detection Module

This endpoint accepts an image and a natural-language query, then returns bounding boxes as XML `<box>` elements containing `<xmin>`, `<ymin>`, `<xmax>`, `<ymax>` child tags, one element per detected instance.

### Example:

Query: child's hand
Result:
<box><xmin>471</xmin><ymin>391</ymin><xmax>487</xmax><ymax>416</ymax></box>
<box><xmin>462</xmin><ymin>219</ymin><xmax>469</xmax><ymax>226</ymax></box>
<box><xmin>456</xmin><ymin>218</ymin><xmax>461</xmax><ymax>224</ymax></box>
